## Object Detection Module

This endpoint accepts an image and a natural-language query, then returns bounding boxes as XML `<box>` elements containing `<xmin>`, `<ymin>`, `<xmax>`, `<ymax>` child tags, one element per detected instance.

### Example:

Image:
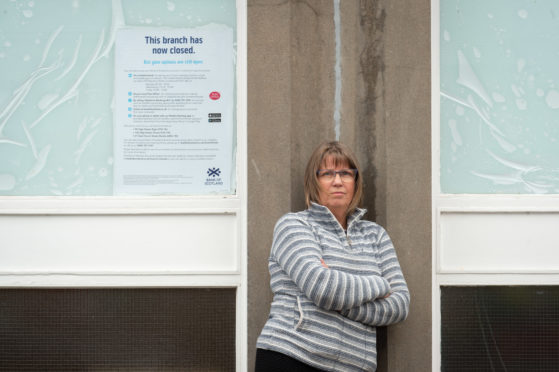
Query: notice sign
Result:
<box><xmin>114</xmin><ymin>25</ymin><xmax>234</xmax><ymax>195</ymax></box>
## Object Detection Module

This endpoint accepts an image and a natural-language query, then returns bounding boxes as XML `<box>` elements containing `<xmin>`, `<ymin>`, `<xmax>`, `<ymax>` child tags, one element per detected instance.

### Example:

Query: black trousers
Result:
<box><xmin>255</xmin><ymin>348</ymin><xmax>324</xmax><ymax>372</ymax></box>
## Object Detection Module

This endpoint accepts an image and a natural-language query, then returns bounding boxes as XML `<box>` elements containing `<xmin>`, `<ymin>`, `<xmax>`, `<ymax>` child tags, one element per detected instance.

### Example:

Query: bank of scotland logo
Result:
<box><xmin>205</xmin><ymin>167</ymin><xmax>223</xmax><ymax>186</ymax></box>
<box><xmin>207</xmin><ymin>167</ymin><xmax>221</xmax><ymax>177</ymax></box>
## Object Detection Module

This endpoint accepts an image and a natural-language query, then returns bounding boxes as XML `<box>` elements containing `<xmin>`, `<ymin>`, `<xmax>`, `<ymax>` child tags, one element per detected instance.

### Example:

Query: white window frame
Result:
<box><xmin>0</xmin><ymin>1</ymin><xmax>247</xmax><ymax>370</ymax></box>
<box><xmin>431</xmin><ymin>0</ymin><xmax>559</xmax><ymax>370</ymax></box>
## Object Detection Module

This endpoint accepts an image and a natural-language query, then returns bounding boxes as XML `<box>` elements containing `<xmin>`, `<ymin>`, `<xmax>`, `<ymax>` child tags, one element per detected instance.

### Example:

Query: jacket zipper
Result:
<box><xmin>346</xmin><ymin>233</ymin><xmax>352</xmax><ymax>247</ymax></box>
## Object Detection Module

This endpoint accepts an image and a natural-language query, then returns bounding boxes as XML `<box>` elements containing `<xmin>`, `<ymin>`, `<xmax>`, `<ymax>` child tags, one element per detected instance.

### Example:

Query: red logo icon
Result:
<box><xmin>209</xmin><ymin>91</ymin><xmax>221</xmax><ymax>100</ymax></box>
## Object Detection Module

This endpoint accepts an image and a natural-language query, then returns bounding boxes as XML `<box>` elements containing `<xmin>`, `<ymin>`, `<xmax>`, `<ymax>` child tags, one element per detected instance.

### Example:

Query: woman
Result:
<box><xmin>255</xmin><ymin>141</ymin><xmax>410</xmax><ymax>372</ymax></box>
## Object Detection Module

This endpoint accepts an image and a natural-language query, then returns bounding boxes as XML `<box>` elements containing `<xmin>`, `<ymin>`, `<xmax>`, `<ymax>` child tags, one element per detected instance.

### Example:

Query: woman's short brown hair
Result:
<box><xmin>304</xmin><ymin>141</ymin><xmax>363</xmax><ymax>215</ymax></box>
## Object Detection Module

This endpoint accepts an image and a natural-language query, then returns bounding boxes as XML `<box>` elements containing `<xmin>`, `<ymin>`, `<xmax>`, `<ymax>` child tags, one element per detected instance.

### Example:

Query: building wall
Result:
<box><xmin>247</xmin><ymin>0</ymin><xmax>431</xmax><ymax>371</ymax></box>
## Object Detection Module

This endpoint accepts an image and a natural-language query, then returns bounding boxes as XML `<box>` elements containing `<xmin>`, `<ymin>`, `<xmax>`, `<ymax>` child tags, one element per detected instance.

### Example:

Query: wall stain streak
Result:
<box><xmin>333</xmin><ymin>0</ymin><xmax>342</xmax><ymax>140</ymax></box>
<box><xmin>294</xmin><ymin>0</ymin><xmax>320</xmax><ymax>16</ymax></box>
<box><xmin>357</xmin><ymin>0</ymin><xmax>386</xmax><ymax>221</ymax></box>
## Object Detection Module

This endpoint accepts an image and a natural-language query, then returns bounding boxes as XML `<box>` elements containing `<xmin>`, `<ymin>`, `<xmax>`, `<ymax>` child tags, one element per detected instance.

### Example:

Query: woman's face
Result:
<box><xmin>317</xmin><ymin>157</ymin><xmax>355</xmax><ymax>219</ymax></box>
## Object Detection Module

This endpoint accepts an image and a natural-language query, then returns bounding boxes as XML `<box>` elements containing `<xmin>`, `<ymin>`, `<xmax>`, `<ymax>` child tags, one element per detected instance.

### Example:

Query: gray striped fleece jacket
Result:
<box><xmin>256</xmin><ymin>203</ymin><xmax>410</xmax><ymax>371</ymax></box>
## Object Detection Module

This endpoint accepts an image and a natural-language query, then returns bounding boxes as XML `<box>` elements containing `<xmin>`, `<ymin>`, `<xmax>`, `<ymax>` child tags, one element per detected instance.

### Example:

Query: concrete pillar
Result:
<box><xmin>248</xmin><ymin>1</ymin><xmax>431</xmax><ymax>370</ymax></box>
<box><xmin>380</xmin><ymin>1</ymin><xmax>431</xmax><ymax>370</ymax></box>
<box><xmin>247</xmin><ymin>2</ymin><xmax>293</xmax><ymax>369</ymax></box>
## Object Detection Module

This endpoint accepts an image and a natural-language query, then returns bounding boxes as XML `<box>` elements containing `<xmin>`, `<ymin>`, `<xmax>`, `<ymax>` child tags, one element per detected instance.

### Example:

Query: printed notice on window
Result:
<box><xmin>114</xmin><ymin>25</ymin><xmax>234</xmax><ymax>195</ymax></box>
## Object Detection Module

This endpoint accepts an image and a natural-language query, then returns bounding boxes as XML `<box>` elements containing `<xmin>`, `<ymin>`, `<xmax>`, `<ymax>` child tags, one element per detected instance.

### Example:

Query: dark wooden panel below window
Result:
<box><xmin>441</xmin><ymin>286</ymin><xmax>559</xmax><ymax>372</ymax></box>
<box><xmin>0</xmin><ymin>288</ymin><xmax>236</xmax><ymax>371</ymax></box>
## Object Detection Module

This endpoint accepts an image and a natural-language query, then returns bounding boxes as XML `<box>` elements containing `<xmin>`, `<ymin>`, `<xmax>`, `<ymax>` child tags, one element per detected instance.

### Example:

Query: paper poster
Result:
<box><xmin>114</xmin><ymin>25</ymin><xmax>234</xmax><ymax>195</ymax></box>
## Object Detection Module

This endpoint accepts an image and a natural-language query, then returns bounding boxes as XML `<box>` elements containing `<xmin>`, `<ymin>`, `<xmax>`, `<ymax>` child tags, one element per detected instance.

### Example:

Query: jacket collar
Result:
<box><xmin>308</xmin><ymin>202</ymin><xmax>367</xmax><ymax>233</ymax></box>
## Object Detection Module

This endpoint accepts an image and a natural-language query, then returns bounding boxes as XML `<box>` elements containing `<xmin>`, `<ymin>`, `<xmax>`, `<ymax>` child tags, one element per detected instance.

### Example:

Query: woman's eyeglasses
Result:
<box><xmin>316</xmin><ymin>169</ymin><xmax>358</xmax><ymax>182</ymax></box>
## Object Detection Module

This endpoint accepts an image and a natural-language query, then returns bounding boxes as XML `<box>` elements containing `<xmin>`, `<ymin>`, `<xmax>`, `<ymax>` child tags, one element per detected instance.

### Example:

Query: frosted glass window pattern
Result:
<box><xmin>440</xmin><ymin>0</ymin><xmax>559</xmax><ymax>194</ymax></box>
<box><xmin>0</xmin><ymin>0</ymin><xmax>236</xmax><ymax>195</ymax></box>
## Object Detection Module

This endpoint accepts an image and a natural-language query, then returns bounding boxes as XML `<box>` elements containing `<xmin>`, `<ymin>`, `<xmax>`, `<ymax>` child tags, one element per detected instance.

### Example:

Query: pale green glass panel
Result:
<box><xmin>440</xmin><ymin>0</ymin><xmax>559</xmax><ymax>193</ymax></box>
<box><xmin>0</xmin><ymin>0</ymin><xmax>236</xmax><ymax>195</ymax></box>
